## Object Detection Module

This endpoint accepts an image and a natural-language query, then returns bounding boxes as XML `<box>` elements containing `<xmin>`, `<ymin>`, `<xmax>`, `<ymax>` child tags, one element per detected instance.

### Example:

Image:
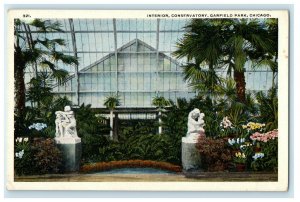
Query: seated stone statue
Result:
<box><xmin>55</xmin><ymin>106</ymin><xmax>78</xmax><ymax>138</ymax></box>
<box><xmin>186</xmin><ymin>108</ymin><xmax>205</xmax><ymax>142</ymax></box>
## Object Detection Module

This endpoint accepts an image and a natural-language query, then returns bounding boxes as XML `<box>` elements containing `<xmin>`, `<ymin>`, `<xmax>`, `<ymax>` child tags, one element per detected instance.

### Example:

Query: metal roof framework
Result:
<box><xmin>19</xmin><ymin>18</ymin><xmax>276</xmax><ymax>108</ymax></box>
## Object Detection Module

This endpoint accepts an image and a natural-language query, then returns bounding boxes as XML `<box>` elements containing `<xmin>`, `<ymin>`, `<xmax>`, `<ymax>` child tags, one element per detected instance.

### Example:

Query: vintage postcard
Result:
<box><xmin>6</xmin><ymin>9</ymin><xmax>289</xmax><ymax>191</ymax></box>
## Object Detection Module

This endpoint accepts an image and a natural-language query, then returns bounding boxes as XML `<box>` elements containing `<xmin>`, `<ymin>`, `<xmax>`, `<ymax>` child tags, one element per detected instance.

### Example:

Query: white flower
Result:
<box><xmin>240</xmin><ymin>145</ymin><xmax>246</xmax><ymax>149</ymax></box>
<box><xmin>28</xmin><ymin>123</ymin><xmax>47</xmax><ymax>131</ymax></box>
<box><xmin>19</xmin><ymin>137</ymin><xmax>23</xmax><ymax>142</ymax></box>
<box><xmin>252</xmin><ymin>152</ymin><xmax>264</xmax><ymax>160</ymax></box>
<box><xmin>24</xmin><ymin>137</ymin><xmax>29</xmax><ymax>142</ymax></box>
<box><xmin>228</xmin><ymin>138</ymin><xmax>236</xmax><ymax>145</ymax></box>
<box><xmin>15</xmin><ymin>150</ymin><xmax>24</xmax><ymax>159</ymax></box>
<box><xmin>237</xmin><ymin>138</ymin><xmax>240</xmax><ymax>144</ymax></box>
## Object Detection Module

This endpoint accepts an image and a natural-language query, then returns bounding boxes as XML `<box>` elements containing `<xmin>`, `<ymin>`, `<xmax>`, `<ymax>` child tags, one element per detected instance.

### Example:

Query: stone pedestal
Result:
<box><xmin>55</xmin><ymin>137</ymin><xmax>82</xmax><ymax>172</ymax></box>
<box><xmin>182</xmin><ymin>137</ymin><xmax>202</xmax><ymax>171</ymax></box>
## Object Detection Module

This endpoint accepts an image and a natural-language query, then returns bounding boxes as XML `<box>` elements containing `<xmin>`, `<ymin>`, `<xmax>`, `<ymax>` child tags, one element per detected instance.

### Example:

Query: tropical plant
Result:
<box><xmin>72</xmin><ymin>103</ymin><xmax>110</xmax><ymax>162</ymax></box>
<box><xmin>14</xmin><ymin>18</ymin><xmax>78</xmax><ymax>136</ymax></box>
<box><xmin>223</xmin><ymin>19</ymin><xmax>275</xmax><ymax>103</ymax></box>
<box><xmin>173</xmin><ymin>19</ymin><xmax>227</xmax><ymax>96</ymax></box>
<box><xmin>174</xmin><ymin>19</ymin><xmax>277</xmax><ymax>103</ymax></box>
<box><xmin>152</xmin><ymin>96</ymin><xmax>170</xmax><ymax>134</ymax></box>
<box><xmin>103</xmin><ymin>94</ymin><xmax>121</xmax><ymax>140</ymax></box>
<box><xmin>256</xmin><ymin>88</ymin><xmax>278</xmax><ymax>130</ymax></box>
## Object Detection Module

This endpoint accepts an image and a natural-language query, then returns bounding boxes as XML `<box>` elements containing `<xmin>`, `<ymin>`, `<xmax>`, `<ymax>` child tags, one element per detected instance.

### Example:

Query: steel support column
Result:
<box><xmin>68</xmin><ymin>19</ymin><xmax>80</xmax><ymax>106</ymax></box>
<box><xmin>113</xmin><ymin>19</ymin><xmax>118</xmax><ymax>94</ymax></box>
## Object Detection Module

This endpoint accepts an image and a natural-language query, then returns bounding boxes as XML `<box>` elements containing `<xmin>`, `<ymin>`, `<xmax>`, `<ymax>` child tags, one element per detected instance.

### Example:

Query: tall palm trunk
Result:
<box><xmin>109</xmin><ymin>110</ymin><xmax>113</xmax><ymax>140</ymax></box>
<box><xmin>14</xmin><ymin>46</ymin><xmax>26</xmax><ymax>117</ymax></box>
<box><xmin>234</xmin><ymin>70</ymin><xmax>246</xmax><ymax>103</ymax></box>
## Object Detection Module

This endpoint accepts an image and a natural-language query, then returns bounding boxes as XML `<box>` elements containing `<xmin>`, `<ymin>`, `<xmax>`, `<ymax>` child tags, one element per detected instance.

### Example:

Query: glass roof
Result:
<box><xmin>20</xmin><ymin>18</ymin><xmax>190</xmax><ymax>73</ymax></box>
<box><xmin>19</xmin><ymin>18</ymin><xmax>276</xmax><ymax>100</ymax></box>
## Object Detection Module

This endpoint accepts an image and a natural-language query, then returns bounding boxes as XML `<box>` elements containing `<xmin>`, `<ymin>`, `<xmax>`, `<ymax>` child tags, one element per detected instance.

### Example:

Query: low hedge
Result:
<box><xmin>80</xmin><ymin>160</ymin><xmax>182</xmax><ymax>173</ymax></box>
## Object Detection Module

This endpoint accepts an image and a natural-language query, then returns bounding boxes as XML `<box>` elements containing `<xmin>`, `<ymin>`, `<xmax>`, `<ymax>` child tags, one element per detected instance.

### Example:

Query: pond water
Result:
<box><xmin>91</xmin><ymin>168</ymin><xmax>175</xmax><ymax>174</ymax></box>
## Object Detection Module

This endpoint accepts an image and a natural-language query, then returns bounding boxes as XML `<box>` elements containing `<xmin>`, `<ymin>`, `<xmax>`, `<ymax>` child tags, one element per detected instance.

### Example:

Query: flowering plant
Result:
<box><xmin>219</xmin><ymin>117</ymin><xmax>236</xmax><ymax>137</ymax></box>
<box><xmin>233</xmin><ymin>152</ymin><xmax>247</xmax><ymax>164</ymax></box>
<box><xmin>28</xmin><ymin>123</ymin><xmax>47</xmax><ymax>131</ymax></box>
<box><xmin>15</xmin><ymin>150</ymin><xmax>24</xmax><ymax>159</ymax></box>
<box><xmin>252</xmin><ymin>152</ymin><xmax>265</xmax><ymax>160</ymax></box>
<box><xmin>220</xmin><ymin>116</ymin><xmax>233</xmax><ymax>129</ymax></box>
<box><xmin>14</xmin><ymin>137</ymin><xmax>31</xmax><ymax>175</ymax></box>
<box><xmin>15</xmin><ymin>137</ymin><xmax>30</xmax><ymax>152</ymax></box>
<box><xmin>227</xmin><ymin>137</ymin><xmax>245</xmax><ymax>150</ymax></box>
<box><xmin>250</xmin><ymin>130</ymin><xmax>278</xmax><ymax>172</ymax></box>
<box><xmin>242</xmin><ymin>122</ymin><xmax>265</xmax><ymax>131</ymax></box>
<box><xmin>250</xmin><ymin>129</ymin><xmax>278</xmax><ymax>142</ymax></box>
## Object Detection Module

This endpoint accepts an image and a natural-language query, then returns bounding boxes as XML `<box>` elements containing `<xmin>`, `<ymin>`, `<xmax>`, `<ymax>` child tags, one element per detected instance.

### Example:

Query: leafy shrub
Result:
<box><xmin>98</xmin><ymin>134</ymin><xmax>181</xmax><ymax>164</ymax></box>
<box><xmin>15</xmin><ymin>137</ymin><xmax>63</xmax><ymax>175</ymax></box>
<box><xmin>75</xmin><ymin>103</ymin><xmax>110</xmax><ymax>136</ymax></box>
<box><xmin>30</xmin><ymin>138</ymin><xmax>63</xmax><ymax>174</ymax></box>
<box><xmin>73</xmin><ymin>103</ymin><xmax>110</xmax><ymax>163</ymax></box>
<box><xmin>81</xmin><ymin>134</ymin><xmax>109</xmax><ymax>163</ymax></box>
<box><xmin>119</xmin><ymin>119</ymin><xmax>157</xmax><ymax>137</ymax></box>
<box><xmin>256</xmin><ymin>88</ymin><xmax>278</xmax><ymax>131</ymax></box>
<box><xmin>196</xmin><ymin>136</ymin><xmax>232</xmax><ymax>171</ymax></box>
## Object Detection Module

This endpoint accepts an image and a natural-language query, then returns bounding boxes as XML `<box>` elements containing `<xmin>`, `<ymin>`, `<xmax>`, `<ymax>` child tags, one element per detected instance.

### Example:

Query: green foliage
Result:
<box><xmin>15</xmin><ymin>138</ymin><xmax>63</xmax><ymax>175</ymax></box>
<box><xmin>103</xmin><ymin>94</ymin><xmax>121</xmax><ymax>110</ymax></box>
<box><xmin>97</xmin><ymin>133</ymin><xmax>182</xmax><ymax>165</ymax></box>
<box><xmin>75</xmin><ymin>104</ymin><xmax>110</xmax><ymax>136</ymax></box>
<box><xmin>74</xmin><ymin>103</ymin><xmax>110</xmax><ymax>162</ymax></box>
<box><xmin>152</xmin><ymin>96</ymin><xmax>170</xmax><ymax>108</ymax></box>
<box><xmin>14</xmin><ymin>138</ymin><xmax>32</xmax><ymax>175</ymax></box>
<box><xmin>256</xmin><ymin>88</ymin><xmax>278</xmax><ymax>130</ymax></box>
<box><xmin>174</xmin><ymin>19</ymin><xmax>278</xmax><ymax>103</ymax></box>
<box><xmin>251</xmin><ymin>139</ymin><xmax>278</xmax><ymax>172</ymax></box>
<box><xmin>21</xmin><ymin>77</ymin><xmax>73</xmax><ymax>139</ymax></box>
<box><xmin>81</xmin><ymin>134</ymin><xmax>109</xmax><ymax>163</ymax></box>
<box><xmin>14</xmin><ymin>18</ymin><xmax>78</xmax><ymax>138</ymax></box>
<box><xmin>119</xmin><ymin>119</ymin><xmax>157</xmax><ymax>137</ymax></box>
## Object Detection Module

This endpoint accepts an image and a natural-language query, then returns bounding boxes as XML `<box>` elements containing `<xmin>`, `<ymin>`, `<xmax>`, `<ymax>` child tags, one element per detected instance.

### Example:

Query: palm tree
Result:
<box><xmin>103</xmin><ymin>94</ymin><xmax>121</xmax><ymax>140</ymax></box>
<box><xmin>251</xmin><ymin>19</ymin><xmax>278</xmax><ymax>89</ymax></box>
<box><xmin>14</xmin><ymin>19</ymin><xmax>78</xmax><ymax>132</ymax></box>
<box><xmin>173</xmin><ymin>19</ymin><xmax>229</xmax><ymax>97</ymax></box>
<box><xmin>174</xmin><ymin>19</ymin><xmax>276</xmax><ymax>103</ymax></box>
<box><xmin>223</xmin><ymin>19</ymin><xmax>275</xmax><ymax>103</ymax></box>
<box><xmin>152</xmin><ymin>96</ymin><xmax>170</xmax><ymax>134</ymax></box>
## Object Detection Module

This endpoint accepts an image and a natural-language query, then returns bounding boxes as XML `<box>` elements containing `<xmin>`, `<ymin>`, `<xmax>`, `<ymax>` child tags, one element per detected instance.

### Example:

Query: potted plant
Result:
<box><xmin>233</xmin><ymin>152</ymin><xmax>247</xmax><ymax>172</ymax></box>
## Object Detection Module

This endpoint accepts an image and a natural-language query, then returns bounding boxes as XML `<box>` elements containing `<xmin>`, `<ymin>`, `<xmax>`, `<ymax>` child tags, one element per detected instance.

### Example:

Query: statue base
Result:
<box><xmin>55</xmin><ymin>137</ymin><xmax>82</xmax><ymax>172</ymax></box>
<box><xmin>182</xmin><ymin>136</ymin><xmax>202</xmax><ymax>171</ymax></box>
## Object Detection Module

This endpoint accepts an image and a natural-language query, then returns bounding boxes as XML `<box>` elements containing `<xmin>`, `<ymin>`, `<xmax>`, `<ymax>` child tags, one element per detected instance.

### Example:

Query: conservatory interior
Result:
<box><xmin>14</xmin><ymin>18</ymin><xmax>278</xmax><ymax>181</ymax></box>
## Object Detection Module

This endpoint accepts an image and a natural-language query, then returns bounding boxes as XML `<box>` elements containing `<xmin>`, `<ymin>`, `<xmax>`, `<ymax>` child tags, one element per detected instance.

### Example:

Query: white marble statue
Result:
<box><xmin>55</xmin><ymin>106</ymin><xmax>78</xmax><ymax>138</ymax></box>
<box><xmin>186</xmin><ymin>108</ymin><xmax>205</xmax><ymax>142</ymax></box>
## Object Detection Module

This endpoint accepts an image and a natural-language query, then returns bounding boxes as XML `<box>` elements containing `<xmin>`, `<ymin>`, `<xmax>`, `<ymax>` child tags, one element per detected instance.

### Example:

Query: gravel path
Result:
<box><xmin>15</xmin><ymin>172</ymin><xmax>277</xmax><ymax>182</ymax></box>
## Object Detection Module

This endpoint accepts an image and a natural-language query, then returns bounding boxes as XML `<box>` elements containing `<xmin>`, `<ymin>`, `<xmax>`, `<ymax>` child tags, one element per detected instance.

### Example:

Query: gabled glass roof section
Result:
<box><xmin>20</xmin><ymin>18</ymin><xmax>189</xmax><ymax>73</ymax></box>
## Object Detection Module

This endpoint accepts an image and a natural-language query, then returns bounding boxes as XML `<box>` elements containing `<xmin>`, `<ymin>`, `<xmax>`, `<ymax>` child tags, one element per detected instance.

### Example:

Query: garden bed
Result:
<box><xmin>80</xmin><ymin>160</ymin><xmax>182</xmax><ymax>173</ymax></box>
